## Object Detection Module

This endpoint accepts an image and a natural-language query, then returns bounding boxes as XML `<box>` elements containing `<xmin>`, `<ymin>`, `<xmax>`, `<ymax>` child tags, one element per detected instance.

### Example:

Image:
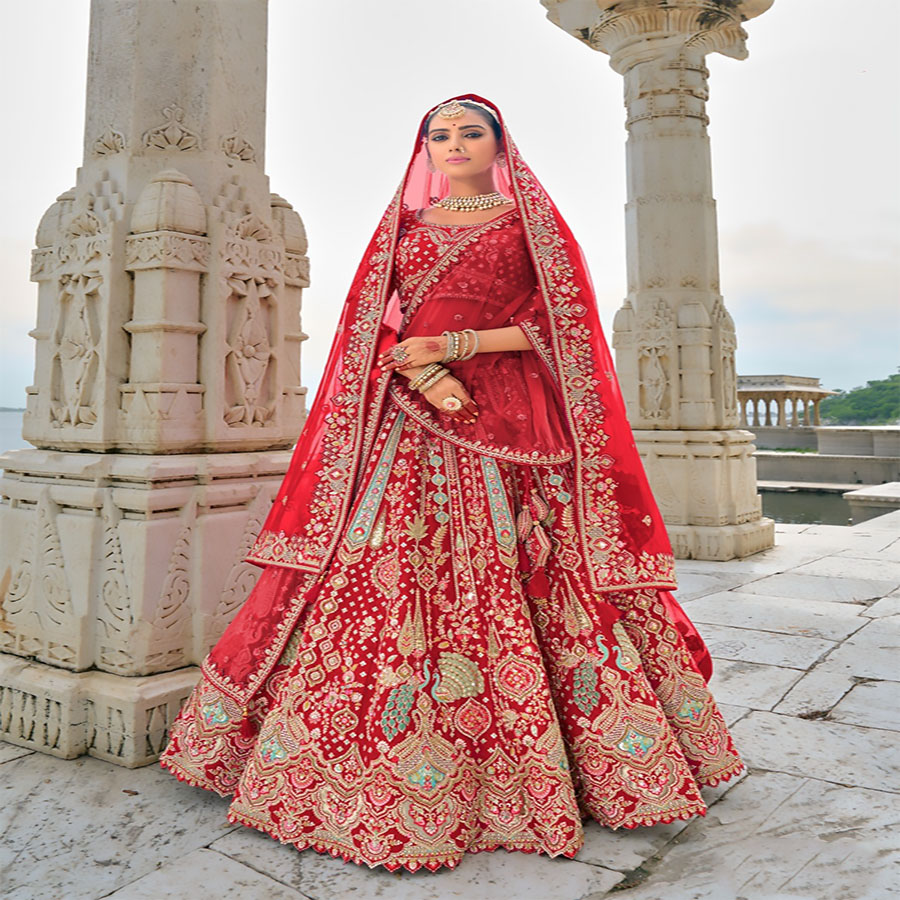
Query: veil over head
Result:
<box><xmin>246</xmin><ymin>93</ymin><xmax>678</xmax><ymax>596</ymax></box>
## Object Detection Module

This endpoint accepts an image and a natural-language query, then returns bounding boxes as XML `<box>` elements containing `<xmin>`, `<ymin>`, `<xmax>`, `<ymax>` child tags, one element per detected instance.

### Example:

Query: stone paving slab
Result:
<box><xmin>0</xmin><ymin>741</ymin><xmax>33</xmax><ymax>765</ymax></box>
<box><xmin>773</xmin><ymin>668</ymin><xmax>855</xmax><ymax>717</ymax></box>
<box><xmin>790</xmin><ymin>553</ymin><xmax>900</xmax><ymax>585</ymax></box>
<box><xmin>0</xmin><ymin>751</ymin><xmax>235</xmax><ymax>900</ymax></box>
<box><xmin>829</xmin><ymin>679</ymin><xmax>900</xmax><ymax>731</ymax></box>
<box><xmin>591</xmin><ymin>771</ymin><xmax>900</xmax><ymax>900</ymax></box>
<box><xmin>101</xmin><ymin>848</ymin><xmax>312</xmax><ymax>899</ymax></box>
<box><xmin>815</xmin><ymin>615</ymin><xmax>900</xmax><ymax>680</ymax></box>
<box><xmin>683</xmin><ymin>589</ymin><xmax>868</xmax><ymax>641</ymax></box>
<box><xmin>696</xmin><ymin>622</ymin><xmax>835</xmax><ymax>669</ymax></box>
<box><xmin>736</xmin><ymin>571</ymin><xmax>897</xmax><ymax>605</ymax></box>
<box><xmin>864</xmin><ymin>593</ymin><xmax>900</xmax><ymax>618</ymax></box>
<box><xmin>729</xmin><ymin>710</ymin><xmax>900</xmax><ymax>792</ymax></box>
<box><xmin>706</xmin><ymin>658</ymin><xmax>804</xmax><ymax>710</ymax></box>
<box><xmin>207</xmin><ymin>827</ymin><xmax>625</xmax><ymax>899</ymax></box>
<box><xmin>668</xmin><ymin>569</ymin><xmax>757</xmax><ymax>601</ymax></box>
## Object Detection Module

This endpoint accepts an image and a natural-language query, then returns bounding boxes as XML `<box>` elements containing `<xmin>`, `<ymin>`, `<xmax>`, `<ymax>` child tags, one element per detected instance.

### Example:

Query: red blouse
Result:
<box><xmin>388</xmin><ymin>206</ymin><xmax>574</xmax><ymax>465</ymax></box>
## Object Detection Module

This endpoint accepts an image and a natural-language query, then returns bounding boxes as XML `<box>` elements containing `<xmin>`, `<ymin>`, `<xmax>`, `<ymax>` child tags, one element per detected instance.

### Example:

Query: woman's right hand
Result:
<box><xmin>421</xmin><ymin>373</ymin><xmax>479</xmax><ymax>424</ymax></box>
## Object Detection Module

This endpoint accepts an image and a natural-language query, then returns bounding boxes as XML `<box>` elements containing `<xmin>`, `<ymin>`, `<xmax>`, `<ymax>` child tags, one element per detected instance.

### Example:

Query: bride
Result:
<box><xmin>159</xmin><ymin>94</ymin><xmax>743</xmax><ymax>872</ymax></box>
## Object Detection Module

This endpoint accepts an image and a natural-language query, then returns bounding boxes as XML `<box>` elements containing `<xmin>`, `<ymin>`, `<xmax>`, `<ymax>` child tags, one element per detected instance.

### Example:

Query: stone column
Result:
<box><xmin>0</xmin><ymin>0</ymin><xmax>309</xmax><ymax>766</ymax></box>
<box><xmin>541</xmin><ymin>0</ymin><xmax>775</xmax><ymax>560</ymax></box>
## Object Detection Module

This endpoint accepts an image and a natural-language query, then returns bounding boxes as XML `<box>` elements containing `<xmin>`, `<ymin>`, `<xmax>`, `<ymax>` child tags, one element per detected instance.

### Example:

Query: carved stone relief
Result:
<box><xmin>91</xmin><ymin>126</ymin><xmax>126</xmax><ymax>157</ymax></box>
<box><xmin>141</xmin><ymin>103</ymin><xmax>200</xmax><ymax>151</ymax></box>
<box><xmin>637</xmin><ymin>298</ymin><xmax>673</xmax><ymax>421</ymax></box>
<box><xmin>221</xmin><ymin>131</ymin><xmax>257</xmax><ymax>163</ymax></box>
<box><xmin>0</xmin><ymin>490</ymin><xmax>76</xmax><ymax>668</ymax></box>
<box><xmin>96</xmin><ymin>496</ymin><xmax>135</xmax><ymax>674</ymax></box>
<box><xmin>50</xmin><ymin>269</ymin><xmax>102</xmax><ymax>428</ymax></box>
<box><xmin>224</xmin><ymin>273</ymin><xmax>276</xmax><ymax>427</ymax></box>
<box><xmin>144</xmin><ymin>499</ymin><xmax>196</xmax><ymax>672</ymax></box>
<box><xmin>208</xmin><ymin>488</ymin><xmax>270</xmax><ymax>646</ymax></box>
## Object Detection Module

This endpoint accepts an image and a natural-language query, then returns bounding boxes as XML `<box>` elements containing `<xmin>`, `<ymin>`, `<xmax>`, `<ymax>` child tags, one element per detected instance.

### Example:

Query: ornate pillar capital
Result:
<box><xmin>541</xmin><ymin>0</ymin><xmax>774</xmax><ymax>72</ymax></box>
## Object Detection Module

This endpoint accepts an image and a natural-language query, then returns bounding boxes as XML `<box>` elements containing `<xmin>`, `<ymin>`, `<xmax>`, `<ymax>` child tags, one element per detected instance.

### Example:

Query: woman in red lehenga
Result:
<box><xmin>159</xmin><ymin>94</ymin><xmax>743</xmax><ymax>872</ymax></box>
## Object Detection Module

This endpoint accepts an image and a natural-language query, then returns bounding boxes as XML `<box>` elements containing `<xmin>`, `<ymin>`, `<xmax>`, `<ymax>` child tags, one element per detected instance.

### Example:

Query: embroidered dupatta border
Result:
<box><xmin>505</xmin><ymin>132</ymin><xmax>677</xmax><ymax>594</ymax></box>
<box><xmin>387</xmin><ymin>383</ymin><xmax>574</xmax><ymax>466</ymax></box>
<box><xmin>245</xmin><ymin>187</ymin><xmax>403</xmax><ymax>572</ymax></box>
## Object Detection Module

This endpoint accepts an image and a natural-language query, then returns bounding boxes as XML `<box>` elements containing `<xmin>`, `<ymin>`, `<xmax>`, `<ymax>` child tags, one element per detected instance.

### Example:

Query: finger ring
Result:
<box><xmin>391</xmin><ymin>346</ymin><xmax>409</xmax><ymax>362</ymax></box>
<box><xmin>442</xmin><ymin>395</ymin><xmax>463</xmax><ymax>411</ymax></box>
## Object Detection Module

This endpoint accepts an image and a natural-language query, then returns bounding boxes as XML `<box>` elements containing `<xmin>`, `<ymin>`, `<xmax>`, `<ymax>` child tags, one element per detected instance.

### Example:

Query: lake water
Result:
<box><xmin>760</xmin><ymin>487</ymin><xmax>853</xmax><ymax>526</ymax></box>
<box><xmin>0</xmin><ymin>411</ymin><xmax>28</xmax><ymax>454</ymax></box>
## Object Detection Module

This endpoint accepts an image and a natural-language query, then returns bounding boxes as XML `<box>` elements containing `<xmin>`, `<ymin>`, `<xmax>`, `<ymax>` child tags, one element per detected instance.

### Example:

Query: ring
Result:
<box><xmin>390</xmin><ymin>346</ymin><xmax>409</xmax><ymax>362</ymax></box>
<box><xmin>442</xmin><ymin>395</ymin><xmax>463</xmax><ymax>411</ymax></box>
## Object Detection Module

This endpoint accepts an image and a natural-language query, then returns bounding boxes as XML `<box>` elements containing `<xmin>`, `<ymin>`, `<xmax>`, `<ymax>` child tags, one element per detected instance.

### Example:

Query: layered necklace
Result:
<box><xmin>435</xmin><ymin>191</ymin><xmax>512</xmax><ymax>212</ymax></box>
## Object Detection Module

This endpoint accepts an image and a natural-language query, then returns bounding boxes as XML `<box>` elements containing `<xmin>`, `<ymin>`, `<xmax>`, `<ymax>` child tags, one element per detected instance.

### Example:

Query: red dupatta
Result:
<box><xmin>247</xmin><ymin>93</ymin><xmax>677</xmax><ymax>592</ymax></box>
<box><xmin>209</xmin><ymin>95</ymin><xmax>688</xmax><ymax>703</ymax></box>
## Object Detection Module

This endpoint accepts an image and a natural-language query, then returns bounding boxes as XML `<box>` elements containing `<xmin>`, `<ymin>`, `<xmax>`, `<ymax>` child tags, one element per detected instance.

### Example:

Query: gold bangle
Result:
<box><xmin>408</xmin><ymin>362</ymin><xmax>442</xmax><ymax>390</ymax></box>
<box><xmin>417</xmin><ymin>367</ymin><xmax>450</xmax><ymax>393</ymax></box>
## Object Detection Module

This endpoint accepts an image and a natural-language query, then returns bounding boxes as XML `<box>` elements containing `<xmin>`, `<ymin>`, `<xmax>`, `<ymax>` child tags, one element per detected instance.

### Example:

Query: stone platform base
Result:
<box><xmin>0</xmin><ymin>653</ymin><xmax>200</xmax><ymax>767</ymax></box>
<box><xmin>633</xmin><ymin>428</ymin><xmax>775</xmax><ymax>560</ymax></box>
<box><xmin>844</xmin><ymin>482</ymin><xmax>900</xmax><ymax>526</ymax></box>
<box><xmin>667</xmin><ymin>518</ymin><xmax>776</xmax><ymax>560</ymax></box>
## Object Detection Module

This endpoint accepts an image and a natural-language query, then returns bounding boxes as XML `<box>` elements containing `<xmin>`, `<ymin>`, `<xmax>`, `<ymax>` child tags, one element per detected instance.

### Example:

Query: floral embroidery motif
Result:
<box><xmin>454</xmin><ymin>698</ymin><xmax>492</xmax><ymax>738</ymax></box>
<box><xmin>496</xmin><ymin>656</ymin><xmax>540</xmax><ymax>701</ymax></box>
<box><xmin>617</xmin><ymin>729</ymin><xmax>656</xmax><ymax>759</ymax></box>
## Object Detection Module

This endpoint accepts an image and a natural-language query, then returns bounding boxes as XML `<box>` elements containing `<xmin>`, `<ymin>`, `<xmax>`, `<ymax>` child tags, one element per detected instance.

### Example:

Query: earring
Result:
<box><xmin>495</xmin><ymin>151</ymin><xmax>507</xmax><ymax>168</ymax></box>
<box><xmin>426</xmin><ymin>157</ymin><xmax>436</xmax><ymax>172</ymax></box>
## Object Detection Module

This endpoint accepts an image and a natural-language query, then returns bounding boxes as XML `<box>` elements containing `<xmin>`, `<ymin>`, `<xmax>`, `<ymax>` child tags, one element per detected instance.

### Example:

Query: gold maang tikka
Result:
<box><xmin>436</xmin><ymin>99</ymin><xmax>466</xmax><ymax>119</ymax></box>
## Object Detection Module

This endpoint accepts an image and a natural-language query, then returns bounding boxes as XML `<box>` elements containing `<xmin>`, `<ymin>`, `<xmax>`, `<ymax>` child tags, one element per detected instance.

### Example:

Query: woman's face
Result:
<box><xmin>425</xmin><ymin>110</ymin><xmax>500</xmax><ymax>178</ymax></box>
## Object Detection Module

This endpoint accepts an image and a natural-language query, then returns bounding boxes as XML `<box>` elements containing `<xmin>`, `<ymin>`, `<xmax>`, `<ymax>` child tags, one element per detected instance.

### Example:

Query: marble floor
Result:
<box><xmin>2</xmin><ymin>513</ymin><xmax>899</xmax><ymax>900</ymax></box>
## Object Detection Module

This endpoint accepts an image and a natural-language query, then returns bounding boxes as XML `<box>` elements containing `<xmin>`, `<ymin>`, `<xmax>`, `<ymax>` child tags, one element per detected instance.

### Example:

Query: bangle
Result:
<box><xmin>441</xmin><ymin>330</ymin><xmax>462</xmax><ymax>363</ymax></box>
<box><xmin>457</xmin><ymin>330</ymin><xmax>470</xmax><ymax>360</ymax></box>
<box><xmin>417</xmin><ymin>366</ymin><xmax>450</xmax><ymax>392</ymax></box>
<box><xmin>408</xmin><ymin>362</ymin><xmax>443</xmax><ymax>390</ymax></box>
<box><xmin>459</xmin><ymin>328</ymin><xmax>479</xmax><ymax>360</ymax></box>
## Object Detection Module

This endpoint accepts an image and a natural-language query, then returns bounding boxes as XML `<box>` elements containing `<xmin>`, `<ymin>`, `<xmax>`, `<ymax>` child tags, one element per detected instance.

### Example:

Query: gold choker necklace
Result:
<box><xmin>436</xmin><ymin>192</ymin><xmax>511</xmax><ymax>212</ymax></box>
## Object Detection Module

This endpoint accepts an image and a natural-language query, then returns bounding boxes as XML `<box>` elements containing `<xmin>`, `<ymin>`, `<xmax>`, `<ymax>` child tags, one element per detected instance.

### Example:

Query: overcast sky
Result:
<box><xmin>1</xmin><ymin>0</ymin><xmax>898</xmax><ymax>412</ymax></box>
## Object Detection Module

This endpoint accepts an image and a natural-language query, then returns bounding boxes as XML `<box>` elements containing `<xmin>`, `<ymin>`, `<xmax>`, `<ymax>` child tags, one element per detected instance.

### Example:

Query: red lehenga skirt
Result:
<box><xmin>159</xmin><ymin>395</ymin><xmax>743</xmax><ymax>872</ymax></box>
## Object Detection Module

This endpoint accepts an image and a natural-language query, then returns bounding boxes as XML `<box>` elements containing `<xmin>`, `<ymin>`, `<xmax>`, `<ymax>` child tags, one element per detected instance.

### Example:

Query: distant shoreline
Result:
<box><xmin>0</xmin><ymin>408</ymin><xmax>24</xmax><ymax>413</ymax></box>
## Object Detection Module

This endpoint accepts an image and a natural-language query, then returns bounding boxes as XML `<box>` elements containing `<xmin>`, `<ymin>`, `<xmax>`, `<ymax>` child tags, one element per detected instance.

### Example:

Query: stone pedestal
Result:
<box><xmin>0</xmin><ymin>0</ymin><xmax>309</xmax><ymax>765</ymax></box>
<box><xmin>541</xmin><ymin>0</ymin><xmax>775</xmax><ymax>559</ymax></box>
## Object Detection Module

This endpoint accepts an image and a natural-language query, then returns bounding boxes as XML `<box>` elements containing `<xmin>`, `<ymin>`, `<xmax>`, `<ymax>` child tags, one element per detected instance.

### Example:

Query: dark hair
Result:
<box><xmin>421</xmin><ymin>101</ymin><xmax>503</xmax><ymax>142</ymax></box>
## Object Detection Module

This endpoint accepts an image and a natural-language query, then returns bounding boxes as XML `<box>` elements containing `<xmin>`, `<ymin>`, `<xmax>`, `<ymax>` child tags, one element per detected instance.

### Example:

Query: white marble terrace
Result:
<box><xmin>3</xmin><ymin>512</ymin><xmax>899</xmax><ymax>899</ymax></box>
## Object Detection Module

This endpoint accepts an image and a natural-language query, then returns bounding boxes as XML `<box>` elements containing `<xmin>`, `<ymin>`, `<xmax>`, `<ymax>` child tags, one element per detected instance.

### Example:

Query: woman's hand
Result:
<box><xmin>421</xmin><ymin>374</ymin><xmax>479</xmax><ymax>424</ymax></box>
<box><xmin>377</xmin><ymin>335</ymin><xmax>447</xmax><ymax>372</ymax></box>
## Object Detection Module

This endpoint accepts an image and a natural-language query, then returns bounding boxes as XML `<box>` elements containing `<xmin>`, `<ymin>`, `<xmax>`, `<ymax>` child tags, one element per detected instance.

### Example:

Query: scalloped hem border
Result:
<box><xmin>697</xmin><ymin>758</ymin><xmax>747</xmax><ymax>789</ymax></box>
<box><xmin>159</xmin><ymin>752</ymin><xmax>738</xmax><ymax>874</ymax></box>
<box><xmin>158</xmin><ymin>754</ymin><xmax>236</xmax><ymax>800</ymax></box>
<box><xmin>225</xmin><ymin>806</ymin><xmax>585</xmax><ymax>873</ymax></box>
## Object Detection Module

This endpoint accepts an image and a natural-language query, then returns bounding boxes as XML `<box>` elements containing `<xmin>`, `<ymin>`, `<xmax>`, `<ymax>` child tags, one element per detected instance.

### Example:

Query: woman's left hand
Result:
<box><xmin>377</xmin><ymin>336</ymin><xmax>447</xmax><ymax>372</ymax></box>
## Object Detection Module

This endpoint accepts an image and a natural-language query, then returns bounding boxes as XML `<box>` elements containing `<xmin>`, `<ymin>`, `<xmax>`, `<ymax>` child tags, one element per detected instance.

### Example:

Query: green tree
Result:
<box><xmin>820</xmin><ymin>372</ymin><xmax>900</xmax><ymax>425</ymax></box>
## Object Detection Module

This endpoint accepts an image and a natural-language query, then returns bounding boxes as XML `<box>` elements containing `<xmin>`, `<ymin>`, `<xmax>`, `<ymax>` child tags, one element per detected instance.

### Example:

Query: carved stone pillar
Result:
<box><xmin>541</xmin><ymin>0</ymin><xmax>775</xmax><ymax>560</ymax></box>
<box><xmin>0</xmin><ymin>0</ymin><xmax>309</xmax><ymax>766</ymax></box>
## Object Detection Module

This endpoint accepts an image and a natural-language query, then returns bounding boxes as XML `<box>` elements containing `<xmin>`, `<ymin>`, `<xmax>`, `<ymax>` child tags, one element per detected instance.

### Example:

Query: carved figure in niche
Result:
<box><xmin>637</xmin><ymin>301</ymin><xmax>672</xmax><ymax>418</ymax></box>
<box><xmin>50</xmin><ymin>270</ymin><xmax>101</xmax><ymax>427</ymax></box>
